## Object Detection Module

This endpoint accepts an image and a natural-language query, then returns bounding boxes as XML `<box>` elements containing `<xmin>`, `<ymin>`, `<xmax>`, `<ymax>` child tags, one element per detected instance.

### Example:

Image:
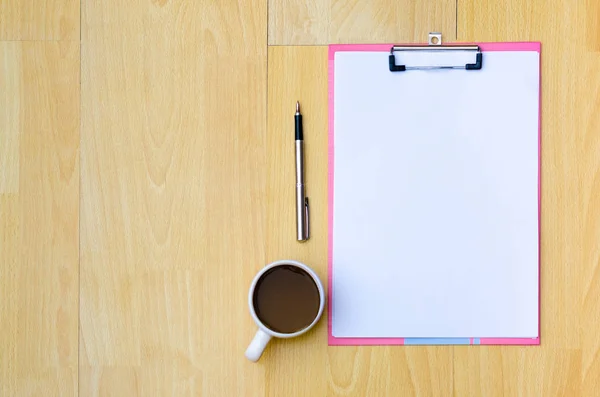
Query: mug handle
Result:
<box><xmin>245</xmin><ymin>329</ymin><xmax>272</xmax><ymax>362</ymax></box>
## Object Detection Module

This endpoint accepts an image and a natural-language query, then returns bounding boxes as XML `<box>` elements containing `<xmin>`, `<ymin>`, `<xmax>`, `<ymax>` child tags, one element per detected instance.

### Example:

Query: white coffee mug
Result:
<box><xmin>245</xmin><ymin>260</ymin><xmax>325</xmax><ymax>362</ymax></box>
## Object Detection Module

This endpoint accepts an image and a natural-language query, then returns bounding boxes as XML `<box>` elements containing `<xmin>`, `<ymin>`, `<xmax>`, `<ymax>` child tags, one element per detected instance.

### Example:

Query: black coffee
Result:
<box><xmin>253</xmin><ymin>265</ymin><xmax>320</xmax><ymax>334</ymax></box>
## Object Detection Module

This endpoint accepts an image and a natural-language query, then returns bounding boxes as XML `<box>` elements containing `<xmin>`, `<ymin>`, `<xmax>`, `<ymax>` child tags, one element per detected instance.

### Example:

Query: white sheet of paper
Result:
<box><xmin>332</xmin><ymin>50</ymin><xmax>540</xmax><ymax>338</ymax></box>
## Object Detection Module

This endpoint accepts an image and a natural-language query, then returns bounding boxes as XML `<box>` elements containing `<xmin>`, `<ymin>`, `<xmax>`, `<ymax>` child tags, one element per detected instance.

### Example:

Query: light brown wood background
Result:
<box><xmin>0</xmin><ymin>0</ymin><xmax>598</xmax><ymax>395</ymax></box>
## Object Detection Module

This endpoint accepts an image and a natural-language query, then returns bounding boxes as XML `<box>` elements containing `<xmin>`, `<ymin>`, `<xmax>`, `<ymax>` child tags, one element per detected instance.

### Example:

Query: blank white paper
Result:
<box><xmin>332</xmin><ymin>50</ymin><xmax>540</xmax><ymax>338</ymax></box>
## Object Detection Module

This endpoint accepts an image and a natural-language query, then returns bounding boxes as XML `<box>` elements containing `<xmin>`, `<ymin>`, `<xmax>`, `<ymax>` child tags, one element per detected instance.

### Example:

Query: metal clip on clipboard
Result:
<box><xmin>389</xmin><ymin>32</ymin><xmax>483</xmax><ymax>72</ymax></box>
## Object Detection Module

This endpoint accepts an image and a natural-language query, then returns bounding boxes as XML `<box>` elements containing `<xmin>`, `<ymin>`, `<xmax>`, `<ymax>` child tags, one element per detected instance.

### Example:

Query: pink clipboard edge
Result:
<box><xmin>327</xmin><ymin>42</ymin><xmax>542</xmax><ymax>346</ymax></box>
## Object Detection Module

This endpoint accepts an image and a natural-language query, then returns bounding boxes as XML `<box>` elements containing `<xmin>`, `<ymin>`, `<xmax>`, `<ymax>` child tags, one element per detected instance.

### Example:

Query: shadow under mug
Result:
<box><xmin>245</xmin><ymin>260</ymin><xmax>325</xmax><ymax>362</ymax></box>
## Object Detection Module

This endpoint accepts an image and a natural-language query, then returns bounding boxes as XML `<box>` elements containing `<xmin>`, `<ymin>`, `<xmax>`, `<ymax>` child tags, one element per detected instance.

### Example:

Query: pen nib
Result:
<box><xmin>296</xmin><ymin>101</ymin><xmax>300</xmax><ymax>114</ymax></box>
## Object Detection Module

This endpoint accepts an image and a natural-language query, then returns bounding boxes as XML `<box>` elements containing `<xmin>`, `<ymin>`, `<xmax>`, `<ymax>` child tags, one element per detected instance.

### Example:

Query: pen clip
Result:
<box><xmin>304</xmin><ymin>197</ymin><xmax>310</xmax><ymax>240</ymax></box>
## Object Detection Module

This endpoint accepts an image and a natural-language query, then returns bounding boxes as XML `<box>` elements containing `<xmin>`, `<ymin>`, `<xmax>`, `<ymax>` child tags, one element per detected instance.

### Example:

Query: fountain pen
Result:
<box><xmin>295</xmin><ymin>101</ymin><xmax>309</xmax><ymax>241</ymax></box>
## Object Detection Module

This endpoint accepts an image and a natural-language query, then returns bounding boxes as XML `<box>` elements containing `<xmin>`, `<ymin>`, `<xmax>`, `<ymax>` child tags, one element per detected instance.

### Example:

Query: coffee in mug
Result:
<box><xmin>253</xmin><ymin>265</ymin><xmax>320</xmax><ymax>333</ymax></box>
<box><xmin>245</xmin><ymin>260</ymin><xmax>325</xmax><ymax>362</ymax></box>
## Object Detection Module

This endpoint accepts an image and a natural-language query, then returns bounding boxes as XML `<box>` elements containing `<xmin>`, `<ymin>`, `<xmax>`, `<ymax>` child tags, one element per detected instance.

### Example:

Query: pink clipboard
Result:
<box><xmin>327</xmin><ymin>42</ymin><xmax>541</xmax><ymax>346</ymax></box>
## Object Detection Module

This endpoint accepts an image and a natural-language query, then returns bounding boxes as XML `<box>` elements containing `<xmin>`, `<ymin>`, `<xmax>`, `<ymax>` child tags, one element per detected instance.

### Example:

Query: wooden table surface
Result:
<box><xmin>1</xmin><ymin>0</ymin><xmax>599</xmax><ymax>395</ymax></box>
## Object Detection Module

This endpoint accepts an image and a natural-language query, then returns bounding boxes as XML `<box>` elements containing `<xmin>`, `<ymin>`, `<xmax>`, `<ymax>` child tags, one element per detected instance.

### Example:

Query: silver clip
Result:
<box><xmin>304</xmin><ymin>197</ymin><xmax>310</xmax><ymax>240</ymax></box>
<box><xmin>389</xmin><ymin>31</ymin><xmax>482</xmax><ymax>72</ymax></box>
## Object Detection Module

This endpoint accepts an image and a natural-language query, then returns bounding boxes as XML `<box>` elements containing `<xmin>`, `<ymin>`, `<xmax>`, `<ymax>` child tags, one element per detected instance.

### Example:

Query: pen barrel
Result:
<box><xmin>295</xmin><ymin>140</ymin><xmax>304</xmax><ymax>184</ymax></box>
<box><xmin>295</xmin><ymin>140</ymin><xmax>307</xmax><ymax>241</ymax></box>
<box><xmin>296</xmin><ymin>184</ymin><xmax>307</xmax><ymax>241</ymax></box>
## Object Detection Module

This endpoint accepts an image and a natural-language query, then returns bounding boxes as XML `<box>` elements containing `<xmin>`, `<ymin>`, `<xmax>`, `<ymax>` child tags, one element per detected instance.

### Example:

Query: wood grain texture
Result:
<box><xmin>268</xmin><ymin>0</ymin><xmax>456</xmax><ymax>45</ymax></box>
<box><xmin>0</xmin><ymin>40</ymin><xmax>79</xmax><ymax>396</ymax></box>
<box><xmin>80</xmin><ymin>0</ymin><xmax>267</xmax><ymax>395</ymax></box>
<box><xmin>1</xmin><ymin>0</ymin><xmax>599</xmax><ymax>394</ymax></box>
<box><xmin>0</xmin><ymin>44</ymin><xmax>20</xmax><ymax>195</ymax></box>
<box><xmin>0</xmin><ymin>0</ymin><xmax>79</xmax><ymax>40</ymax></box>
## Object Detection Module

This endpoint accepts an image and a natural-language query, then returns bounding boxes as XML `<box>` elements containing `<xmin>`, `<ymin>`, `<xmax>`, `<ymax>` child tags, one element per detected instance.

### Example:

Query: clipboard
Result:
<box><xmin>328</xmin><ymin>34</ymin><xmax>541</xmax><ymax>346</ymax></box>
